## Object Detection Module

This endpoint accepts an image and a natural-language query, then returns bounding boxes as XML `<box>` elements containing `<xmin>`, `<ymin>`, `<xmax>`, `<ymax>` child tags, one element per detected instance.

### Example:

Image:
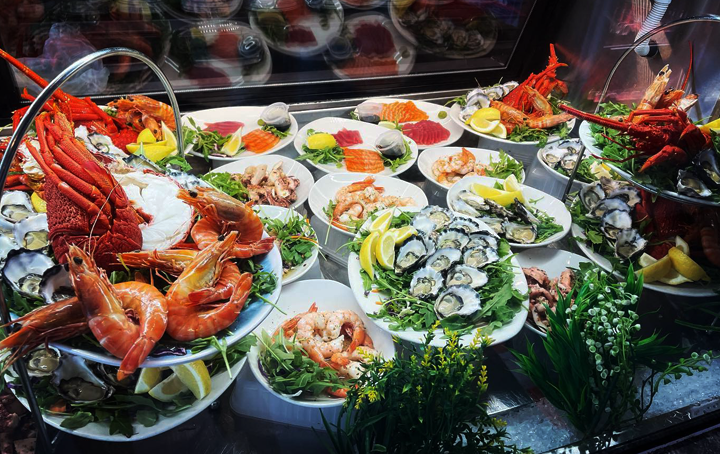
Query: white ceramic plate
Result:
<box><xmin>294</xmin><ymin>117</ymin><xmax>418</xmax><ymax>176</ymax></box>
<box><xmin>515</xmin><ymin>248</ymin><xmax>592</xmax><ymax>337</ymax></box>
<box><xmin>183</xmin><ymin>106</ymin><xmax>298</xmax><ymax>161</ymax></box>
<box><xmin>249</xmin><ymin>0</ymin><xmax>344</xmax><ymax>57</ymax></box>
<box><xmin>449</xmin><ymin>103</ymin><xmax>576</xmax><ymax>146</ymax></box>
<box><xmin>418</xmin><ymin>146</ymin><xmax>526</xmax><ymax>191</ymax></box>
<box><xmin>535</xmin><ymin>139</ymin><xmax>593</xmax><ymax>189</ymax></box>
<box><xmin>254</xmin><ymin>205</ymin><xmax>319</xmax><ymax>284</ymax></box>
<box><xmin>446</xmin><ymin>176</ymin><xmax>571</xmax><ymax>248</ymax></box>
<box><xmin>578</xmin><ymin>120</ymin><xmax>605</xmax><ymax>157</ymax></box>
<box><xmin>347</xmin><ymin>207</ymin><xmax>529</xmax><ymax>347</ymax></box>
<box><xmin>14</xmin><ymin>358</ymin><xmax>245</xmax><ymax>442</ymax></box>
<box><xmin>48</xmin><ymin>239</ymin><xmax>283</xmax><ymax>367</ymax></box>
<box><xmin>354</xmin><ymin>98</ymin><xmax>463</xmax><ymax>150</ymax></box>
<box><xmin>308</xmin><ymin>172</ymin><xmax>428</xmax><ymax>236</ymax></box>
<box><xmin>247</xmin><ymin>279</ymin><xmax>395</xmax><ymax>408</ymax></box>
<box><xmin>209</xmin><ymin>155</ymin><xmax>314</xmax><ymax>209</ymax></box>
<box><xmin>571</xmin><ymin>223</ymin><xmax>720</xmax><ymax>297</ymax></box>
<box><xmin>328</xmin><ymin>12</ymin><xmax>415</xmax><ymax>79</ymax></box>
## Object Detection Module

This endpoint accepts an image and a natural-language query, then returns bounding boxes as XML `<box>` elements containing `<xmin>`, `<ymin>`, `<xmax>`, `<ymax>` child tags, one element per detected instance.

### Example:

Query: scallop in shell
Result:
<box><xmin>0</xmin><ymin>191</ymin><xmax>34</xmax><ymax>223</ymax></box>
<box><xmin>502</xmin><ymin>221</ymin><xmax>537</xmax><ymax>244</ymax></box>
<box><xmin>463</xmin><ymin>246</ymin><xmax>499</xmax><ymax>268</ymax></box>
<box><xmin>436</xmin><ymin>228</ymin><xmax>470</xmax><ymax>250</ymax></box>
<box><xmin>600</xmin><ymin>209</ymin><xmax>632</xmax><ymax>240</ymax></box>
<box><xmin>51</xmin><ymin>355</ymin><xmax>114</xmax><ymax>403</ymax></box>
<box><xmin>394</xmin><ymin>236</ymin><xmax>428</xmax><ymax>273</ymax></box>
<box><xmin>434</xmin><ymin>285</ymin><xmax>482</xmax><ymax>319</ymax></box>
<box><xmin>409</xmin><ymin>267</ymin><xmax>444</xmax><ymax>299</ymax></box>
<box><xmin>445</xmin><ymin>265</ymin><xmax>488</xmax><ymax>289</ymax></box>
<box><xmin>260</xmin><ymin>102</ymin><xmax>292</xmax><ymax>132</ymax></box>
<box><xmin>425</xmin><ymin>248</ymin><xmax>462</xmax><ymax>273</ymax></box>
<box><xmin>12</xmin><ymin>214</ymin><xmax>48</xmax><ymax>251</ymax></box>
<box><xmin>375</xmin><ymin>130</ymin><xmax>406</xmax><ymax>159</ymax></box>
<box><xmin>2</xmin><ymin>249</ymin><xmax>55</xmax><ymax>298</ymax></box>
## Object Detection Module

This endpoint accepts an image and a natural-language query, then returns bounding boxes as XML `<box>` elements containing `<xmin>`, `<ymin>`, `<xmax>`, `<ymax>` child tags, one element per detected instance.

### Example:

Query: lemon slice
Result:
<box><xmin>637</xmin><ymin>253</ymin><xmax>657</xmax><ymax>268</ymax></box>
<box><xmin>470</xmin><ymin>182</ymin><xmax>502</xmax><ymax>198</ymax></box>
<box><xmin>635</xmin><ymin>255</ymin><xmax>672</xmax><ymax>283</ymax></box>
<box><xmin>137</xmin><ymin>128</ymin><xmax>156</xmax><ymax>144</ymax></box>
<box><xmin>30</xmin><ymin>192</ymin><xmax>46</xmax><ymax>213</ymax></box>
<box><xmin>170</xmin><ymin>360</ymin><xmax>212</xmax><ymax>400</ymax></box>
<box><xmin>503</xmin><ymin>174</ymin><xmax>521</xmax><ymax>192</ymax></box>
<box><xmin>668</xmin><ymin>247</ymin><xmax>710</xmax><ymax>282</ymax></box>
<box><xmin>220</xmin><ymin>127</ymin><xmax>244</xmax><ymax>157</ymax></box>
<box><xmin>378</xmin><ymin>121</ymin><xmax>397</xmax><ymax>129</ymax></box>
<box><xmin>699</xmin><ymin>118</ymin><xmax>720</xmax><ymax>134</ymax></box>
<box><xmin>675</xmin><ymin>236</ymin><xmax>690</xmax><ymax>255</ymax></box>
<box><xmin>391</xmin><ymin>226</ymin><xmax>418</xmax><ymax>244</ymax></box>
<box><xmin>161</xmin><ymin>121</ymin><xmax>178</xmax><ymax>152</ymax></box>
<box><xmin>659</xmin><ymin>268</ymin><xmax>694</xmax><ymax>285</ymax></box>
<box><xmin>307</xmin><ymin>133</ymin><xmax>337</xmax><ymax>150</ymax></box>
<box><xmin>135</xmin><ymin>368</ymin><xmax>163</xmax><ymax>394</ymax></box>
<box><xmin>471</xmin><ymin>108</ymin><xmax>501</xmax><ymax>122</ymax></box>
<box><xmin>369</xmin><ymin>211</ymin><xmax>394</xmax><ymax>234</ymax></box>
<box><xmin>360</xmin><ymin>231</ymin><xmax>380</xmax><ymax>278</ymax></box>
<box><xmin>148</xmin><ymin>373</ymin><xmax>188</xmax><ymax>402</ymax></box>
<box><xmin>375</xmin><ymin>231</ymin><xmax>396</xmax><ymax>270</ymax></box>
<box><xmin>490</xmin><ymin>122</ymin><xmax>507</xmax><ymax>139</ymax></box>
<box><xmin>470</xmin><ymin>118</ymin><xmax>500</xmax><ymax>134</ymax></box>
<box><xmin>470</xmin><ymin>183</ymin><xmax>524</xmax><ymax>206</ymax></box>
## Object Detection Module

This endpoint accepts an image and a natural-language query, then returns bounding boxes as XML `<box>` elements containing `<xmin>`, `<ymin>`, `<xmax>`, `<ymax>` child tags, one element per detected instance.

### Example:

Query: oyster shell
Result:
<box><xmin>459</xmin><ymin>104</ymin><xmax>479</xmax><ymax>123</ymax></box>
<box><xmin>435</xmin><ymin>228</ymin><xmax>470</xmax><ymax>250</ymax></box>
<box><xmin>589</xmin><ymin>197</ymin><xmax>630</xmax><ymax>218</ymax></box>
<box><xmin>51</xmin><ymin>355</ymin><xmax>114</xmax><ymax>403</ymax></box>
<box><xmin>40</xmin><ymin>264</ymin><xmax>74</xmax><ymax>304</ymax></box>
<box><xmin>25</xmin><ymin>347</ymin><xmax>61</xmax><ymax>377</ymax></box>
<box><xmin>607</xmin><ymin>186</ymin><xmax>641</xmax><ymax>208</ymax></box>
<box><xmin>677</xmin><ymin>169</ymin><xmax>712</xmax><ymax>198</ymax></box>
<box><xmin>445</xmin><ymin>265</ymin><xmax>488</xmax><ymax>289</ymax></box>
<box><xmin>467</xmin><ymin>88</ymin><xmax>491</xmax><ymax>108</ymax></box>
<box><xmin>466</xmin><ymin>232</ymin><xmax>499</xmax><ymax>250</ymax></box>
<box><xmin>419</xmin><ymin>206</ymin><xmax>453</xmax><ymax>230</ymax></box>
<box><xmin>375</xmin><ymin>130</ymin><xmax>406</xmax><ymax>159</ymax></box>
<box><xmin>560</xmin><ymin>153</ymin><xmax>578</xmax><ymax>172</ymax></box>
<box><xmin>479</xmin><ymin>217</ymin><xmax>503</xmax><ymax>235</ymax></box>
<box><xmin>425</xmin><ymin>248</ymin><xmax>462</xmax><ymax>273</ymax></box>
<box><xmin>0</xmin><ymin>218</ymin><xmax>15</xmax><ymax>238</ymax></box>
<box><xmin>0</xmin><ymin>235</ymin><xmax>19</xmax><ymax>264</ymax></box>
<box><xmin>580</xmin><ymin>182</ymin><xmax>605</xmax><ymax>211</ymax></box>
<box><xmin>485</xmin><ymin>200</ymin><xmax>515</xmax><ymax>219</ymax></box>
<box><xmin>412</xmin><ymin>214</ymin><xmax>437</xmax><ymax>235</ymax></box>
<box><xmin>2</xmin><ymin>249</ymin><xmax>55</xmax><ymax>298</ymax></box>
<box><xmin>694</xmin><ymin>149</ymin><xmax>720</xmax><ymax>188</ymax></box>
<box><xmin>394</xmin><ymin>236</ymin><xmax>428</xmax><ymax>273</ymax></box>
<box><xmin>503</xmin><ymin>81</ymin><xmax>519</xmax><ymax>92</ymax></box>
<box><xmin>456</xmin><ymin>190</ymin><xmax>488</xmax><ymax>212</ymax></box>
<box><xmin>600</xmin><ymin>209</ymin><xmax>633</xmax><ymax>240</ymax></box>
<box><xmin>0</xmin><ymin>191</ymin><xmax>34</xmax><ymax>223</ymax></box>
<box><xmin>484</xmin><ymin>86</ymin><xmax>505</xmax><ymax>100</ymax></box>
<box><xmin>12</xmin><ymin>214</ymin><xmax>48</xmax><ymax>251</ymax></box>
<box><xmin>409</xmin><ymin>267</ymin><xmax>444</xmax><ymax>299</ymax></box>
<box><xmin>447</xmin><ymin>218</ymin><xmax>480</xmax><ymax>234</ymax></box>
<box><xmin>615</xmin><ymin>228</ymin><xmax>648</xmax><ymax>260</ymax></box>
<box><xmin>260</xmin><ymin>102</ymin><xmax>292</xmax><ymax>132</ymax></box>
<box><xmin>540</xmin><ymin>145</ymin><xmax>568</xmax><ymax>168</ymax></box>
<box><xmin>513</xmin><ymin>199</ymin><xmax>540</xmax><ymax>225</ymax></box>
<box><xmin>434</xmin><ymin>285</ymin><xmax>482</xmax><ymax>319</ymax></box>
<box><xmin>463</xmin><ymin>246</ymin><xmax>499</xmax><ymax>268</ymax></box>
<box><xmin>502</xmin><ymin>221</ymin><xmax>537</xmax><ymax>244</ymax></box>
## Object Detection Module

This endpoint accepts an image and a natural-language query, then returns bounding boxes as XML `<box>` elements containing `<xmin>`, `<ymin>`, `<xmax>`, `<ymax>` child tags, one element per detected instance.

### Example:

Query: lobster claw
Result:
<box><xmin>678</xmin><ymin>123</ymin><xmax>711</xmax><ymax>153</ymax></box>
<box><xmin>638</xmin><ymin>145</ymin><xmax>687</xmax><ymax>173</ymax></box>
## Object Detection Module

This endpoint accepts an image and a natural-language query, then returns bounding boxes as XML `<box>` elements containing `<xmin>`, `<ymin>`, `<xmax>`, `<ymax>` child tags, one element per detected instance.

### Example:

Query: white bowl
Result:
<box><xmin>515</xmin><ymin>248</ymin><xmax>592</xmax><ymax>337</ymax></box>
<box><xmin>247</xmin><ymin>279</ymin><xmax>395</xmax><ymax>408</ymax></box>
<box><xmin>354</xmin><ymin>98</ymin><xmax>463</xmax><ymax>149</ymax></box>
<box><xmin>535</xmin><ymin>139</ymin><xmax>592</xmax><ymax>190</ymax></box>
<box><xmin>418</xmin><ymin>146</ymin><xmax>526</xmax><ymax>191</ymax></box>
<box><xmin>183</xmin><ymin>106</ymin><xmax>298</xmax><ymax>161</ymax></box>
<box><xmin>254</xmin><ymin>205</ymin><xmax>319</xmax><ymax>284</ymax></box>
<box><xmin>346</xmin><ymin>206</ymin><xmax>529</xmax><ymax>347</ymax></box>
<box><xmin>14</xmin><ymin>357</ymin><xmax>246</xmax><ymax>442</ymax></box>
<box><xmin>294</xmin><ymin>117</ymin><xmax>418</xmax><ymax>176</ymax></box>
<box><xmin>446</xmin><ymin>176</ymin><xmax>571</xmax><ymax>248</ymax></box>
<box><xmin>209</xmin><ymin>155</ymin><xmax>314</xmax><ymax>209</ymax></box>
<box><xmin>448</xmin><ymin>103</ymin><xmax>575</xmax><ymax>146</ymax></box>
<box><xmin>571</xmin><ymin>223</ymin><xmax>720</xmax><ymax>297</ymax></box>
<box><xmin>308</xmin><ymin>172</ymin><xmax>428</xmax><ymax>237</ymax></box>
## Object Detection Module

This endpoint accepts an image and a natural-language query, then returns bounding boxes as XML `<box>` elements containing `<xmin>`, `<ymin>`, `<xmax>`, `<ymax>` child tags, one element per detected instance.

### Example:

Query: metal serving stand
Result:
<box><xmin>0</xmin><ymin>47</ymin><xmax>182</xmax><ymax>454</ymax></box>
<box><xmin>561</xmin><ymin>13</ymin><xmax>720</xmax><ymax>203</ymax></box>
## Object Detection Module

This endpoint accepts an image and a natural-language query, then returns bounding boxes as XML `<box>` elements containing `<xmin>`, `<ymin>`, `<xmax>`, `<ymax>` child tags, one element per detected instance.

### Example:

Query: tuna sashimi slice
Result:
<box><xmin>204</xmin><ymin>121</ymin><xmax>244</xmax><ymax>136</ymax></box>
<box><xmin>402</xmin><ymin>120</ymin><xmax>451</xmax><ymax>145</ymax></box>
<box><xmin>333</xmin><ymin>128</ymin><xmax>363</xmax><ymax>147</ymax></box>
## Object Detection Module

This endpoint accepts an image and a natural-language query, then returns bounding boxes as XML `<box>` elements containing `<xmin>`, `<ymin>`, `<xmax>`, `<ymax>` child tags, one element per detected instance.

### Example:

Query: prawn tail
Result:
<box><xmin>118</xmin><ymin>335</ymin><xmax>156</xmax><ymax>381</ymax></box>
<box><xmin>326</xmin><ymin>387</ymin><xmax>348</xmax><ymax>398</ymax></box>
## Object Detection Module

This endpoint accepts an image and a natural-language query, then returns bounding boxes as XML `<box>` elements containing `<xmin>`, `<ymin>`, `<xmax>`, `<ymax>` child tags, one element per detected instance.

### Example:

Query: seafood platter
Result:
<box><xmin>418</xmin><ymin>147</ymin><xmax>525</xmax><ymax>190</ymax></box>
<box><xmin>327</xmin><ymin>13</ymin><xmax>416</xmax><ymax>79</ymax></box>
<box><xmin>294</xmin><ymin>117</ymin><xmax>419</xmax><ymax>176</ymax></box>
<box><xmin>183</xmin><ymin>104</ymin><xmax>299</xmax><ymax>160</ymax></box>
<box><xmin>351</xmin><ymin>98</ymin><xmax>463</xmax><ymax>149</ymax></box>
<box><xmin>248</xmin><ymin>279</ymin><xmax>394</xmax><ymax>407</ymax></box>
<box><xmin>449</xmin><ymin>45</ymin><xmax>575</xmax><ymax>146</ymax></box>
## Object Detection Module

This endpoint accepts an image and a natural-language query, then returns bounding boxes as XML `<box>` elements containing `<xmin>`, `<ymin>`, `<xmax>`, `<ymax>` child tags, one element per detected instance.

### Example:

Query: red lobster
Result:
<box><xmin>23</xmin><ymin>111</ymin><xmax>143</xmax><ymax>269</ymax></box>
<box><xmin>558</xmin><ymin>104</ymin><xmax>710</xmax><ymax>172</ymax></box>
<box><xmin>502</xmin><ymin>44</ymin><xmax>568</xmax><ymax>112</ymax></box>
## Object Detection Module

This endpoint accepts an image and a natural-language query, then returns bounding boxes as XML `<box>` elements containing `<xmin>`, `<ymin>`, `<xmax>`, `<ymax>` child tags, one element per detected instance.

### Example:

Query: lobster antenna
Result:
<box><xmin>88</xmin><ymin>182</ymin><xmax>121</xmax><ymax>258</ymax></box>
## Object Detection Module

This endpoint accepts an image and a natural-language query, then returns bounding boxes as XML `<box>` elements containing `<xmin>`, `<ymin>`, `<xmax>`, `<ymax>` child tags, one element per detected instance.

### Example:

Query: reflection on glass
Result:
<box><xmin>391</xmin><ymin>0</ymin><xmax>498</xmax><ymax>58</ymax></box>
<box><xmin>159</xmin><ymin>0</ymin><xmax>244</xmax><ymax>19</ymax></box>
<box><xmin>249</xmin><ymin>0</ymin><xmax>345</xmax><ymax>56</ymax></box>
<box><xmin>327</xmin><ymin>13</ymin><xmax>414</xmax><ymax>79</ymax></box>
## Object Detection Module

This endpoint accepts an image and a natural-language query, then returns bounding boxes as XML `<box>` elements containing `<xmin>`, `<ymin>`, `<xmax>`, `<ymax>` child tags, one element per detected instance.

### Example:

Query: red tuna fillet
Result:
<box><xmin>333</xmin><ymin>128</ymin><xmax>363</xmax><ymax>147</ymax></box>
<box><xmin>402</xmin><ymin>120</ymin><xmax>451</xmax><ymax>145</ymax></box>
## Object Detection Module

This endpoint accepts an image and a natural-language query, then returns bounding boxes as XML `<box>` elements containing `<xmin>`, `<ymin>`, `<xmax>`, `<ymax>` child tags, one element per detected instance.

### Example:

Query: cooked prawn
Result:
<box><xmin>189</xmin><ymin>216</ymin><xmax>274</xmax><ymax>258</ymax></box>
<box><xmin>273</xmin><ymin>303</ymin><xmax>318</xmax><ymax>338</ymax></box>
<box><xmin>178</xmin><ymin>187</ymin><xmax>264</xmax><ymax>242</ymax></box>
<box><xmin>296</xmin><ymin>311</ymin><xmax>345</xmax><ymax>368</ymax></box>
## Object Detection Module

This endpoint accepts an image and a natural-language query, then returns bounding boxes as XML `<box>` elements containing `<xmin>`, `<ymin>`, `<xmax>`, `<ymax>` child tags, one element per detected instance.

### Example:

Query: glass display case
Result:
<box><xmin>1</xmin><ymin>1</ymin><xmax>720</xmax><ymax>454</ymax></box>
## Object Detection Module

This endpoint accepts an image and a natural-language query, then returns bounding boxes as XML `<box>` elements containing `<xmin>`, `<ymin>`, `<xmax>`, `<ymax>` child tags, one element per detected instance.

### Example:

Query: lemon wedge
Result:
<box><xmin>360</xmin><ymin>231</ymin><xmax>379</xmax><ymax>278</ymax></box>
<box><xmin>470</xmin><ymin>118</ymin><xmax>500</xmax><ymax>134</ymax></box>
<box><xmin>131</xmin><ymin>143</ymin><xmax>176</xmax><ymax>162</ymax></box>
<box><xmin>375</xmin><ymin>231</ymin><xmax>396</xmax><ymax>270</ymax></box>
<box><xmin>668</xmin><ymin>247</ymin><xmax>710</xmax><ymax>282</ymax></box>
<box><xmin>148</xmin><ymin>373</ymin><xmax>188</xmax><ymax>402</ymax></box>
<box><xmin>675</xmin><ymin>236</ymin><xmax>690</xmax><ymax>255</ymax></box>
<box><xmin>590</xmin><ymin>161</ymin><xmax>613</xmax><ymax>180</ymax></box>
<box><xmin>503</xmin><ymin>174</ymin><xmax>521</xmax><ymax>192</ymax></box>
<box><xmin>161</xmin><ymin>121</ymin><xmax>178</xmax><ymax>153</ymax></box>
<box><xmin>637</xmin><ymin>253</ymin><xmax>658</xmax><ymax>268</ymax></box>
<box><xmin>470</xmin><ymin>183</ymin><xmax>524</xmax><ymax>206</ymax></box>
<box><xmin>307</xmin><ymin>133</ymin><xmax>337</xmax><ymax>150</ymax></box>
<box><xmin>170</xmin><ymin>360</ymin><xmax>212</xmax><ymax>400</ymax></box>
<box><xmin>137</xmin><ymin>128</ymin><xmax>156</xmax><ymax>144</ymax></box>
<box><xmin>220</xmin><ymin>127</ymin><xmax>244</xmax><ymax>157</ymax></box>
<box><xmin>135</xmin><ymin>368</ymin><xmax>163</xmax><ymax>394</ymax></box>
<box><xmin>659</xmin><ymin>268</ymin><xmax>694</xmax><ymax>285</ymax></box>
<box><xmin>378</xmin><ymin>121</ymin><xmax>397</xmax><ymax>129</ymax></box>
<box><xmin>30</xmin><ymin>192</ymin><xmax>47</xmax><ymax>213</ymax></box>
<box><xmin>635</xmin><ymin>255</ymin><xmax>672</xmax><ymax>283</ymax></box>
<box><xmin>490</xmin><ymin>122</ymin><xmax>507</xmax><ymax>139</ymax></box>
<box><xmin>390</xmin><ymin>226</ymin><xmax>418</xmax><ymax>244</ymax></box>
<box><xmin>470</xmin><ymin>108</ymin><xmax>501</xmax><ymax>122</ymax></box>
<box><xmin>699</xmin><ymin>118</ymin><xmax>720</xmax><ymax>134</ymax></box>
<box><xmin>369</xmin><ymin>211</ymin><xmax>394</xmax><ymax>234</ymax></box>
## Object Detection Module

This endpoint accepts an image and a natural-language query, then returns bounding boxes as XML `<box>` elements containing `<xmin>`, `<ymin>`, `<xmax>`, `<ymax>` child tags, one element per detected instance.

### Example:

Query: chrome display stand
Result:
<box><xmin>0</xmin><ymin>47</ymin><xmax>182</xmax><ymax>453</ymax></box>
<box><xmin>561</xmin><ymin>13</ymin><xmax>720</xmax><ymax>202</ymax></box>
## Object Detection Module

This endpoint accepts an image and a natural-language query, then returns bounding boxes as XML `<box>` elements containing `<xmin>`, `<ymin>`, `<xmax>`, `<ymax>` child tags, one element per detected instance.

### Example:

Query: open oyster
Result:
<box><xmin>600</xmin><ymin>209</ymin><xmax>632</xmax><ymax>239</ymax></box>
<box><xmin>677</xmin><ymin>169</ymin><xmax>712</xmax><ymax>198</ymax></box>
<box><xmin>419</xmin><ymin>206</ymin><xmax>453</xmax><ymax>230</ymax></box>
<box><xmin>434</xmin><ymin>285</ymin><xmax>482</xmax><ymax>319</ymax></box>
<box><xmin>2</xmin><ymin>249</ymin><xmax>55</xmax><ymax>298</ymax></box>
<box><xmin>409</xmin><ymin>267</ymin><xmax>444</xmax><ymax>299</ymax></box>
<box><xmin>0</xmin><ymin>191</ymin><xmax>34</xmax><ymax>223</ymax></box>
<box><xmin>13</xmin><ymin>214</ymin><xmax>48</xmax><ymax>251</ymax></box>
<box><xmin>394</xmin><ymin>236</ymin><xmax>428</xmax><ymax>273</ymax></box>
<box><xmin>463</xmin><ymin>246</ymin><xmax>499</xmax><ymax>268</ymax></box>
<box><xmin>502</xmin><ymin>221</ymin><xmax>537</xmax><ymax>244</ymax></box>
<box><xmin>40</xmin><ymin>264</ymin><xmax>74</xmax><ymax>304</ymax></box>
<box><xmin>615</xmin><ymin>229</ymin><xmax>648</xmax><ymax>260</ymax></box>
<box><xmin>445</xmin><ymin>265</ymin><xmax>488</xmax><ymax>289</ymax></box>
<box><xmin>426</xmin><ymin>248</ymin><xmax>462</xmax><ymax>273</ymax></box>
<box><xmin>435</xmin><ymin>228</ymin><xmax>470</xmax><ymax>250</ymax></box>
<box><xmin>51</xmin><ymin>355</ymin><xmax>114</xmax><ymax>403</ymax></box>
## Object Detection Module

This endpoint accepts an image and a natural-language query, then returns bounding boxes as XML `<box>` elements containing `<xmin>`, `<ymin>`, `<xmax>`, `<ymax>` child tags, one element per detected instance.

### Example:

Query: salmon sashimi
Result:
<box><xmin>380</xmin><ymin>101</ymin><xmax>429</xmax><ymax>123</ymax></box>
<box><xmin>243</xmin><ymin>129</ymin><xmax>280</xmax><ymax>153</ymax></box>
<box><xmin>333</xmin><ymin>128</ymin><xmax>363</xmax><ymax>147</ymax></box>
<box><xmin>343</xmin><ymin>148</ymin><xmax>385</xmax><ymax>173</ymax></box>
<box><xmin>402</xmin><ymin>120</ymin><xmax>450</xmax><ymax>145</ymax></box>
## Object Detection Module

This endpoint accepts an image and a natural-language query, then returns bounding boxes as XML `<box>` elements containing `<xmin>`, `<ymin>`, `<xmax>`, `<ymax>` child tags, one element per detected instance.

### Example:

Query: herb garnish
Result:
<box><xmin>200</xmin><ymin>172</ymin><xmax>249</xmax><ymax>201</ymax></box>
<box><xmin>259</xmin><ymin>212</ymin><xmax>317</xmax><ymax>273</ymax></box>
<box><xmin>183</xmin><ymin>117</ymin><xmax>236</xmax><ymax>160</ymax></box>
<box><xmin>483</xmin><ymin>150</ymin><xmax>525</xmax><ymax>180</ymax></box>
<box><xmin>296</xmin><ymin>130</ymin><xmax>346</xmax><ymax>167</ymax></box>
<box><xmin>258</xmin><ymin>119</ymin><xmax>290</xmax><ymax>139</ymax></box>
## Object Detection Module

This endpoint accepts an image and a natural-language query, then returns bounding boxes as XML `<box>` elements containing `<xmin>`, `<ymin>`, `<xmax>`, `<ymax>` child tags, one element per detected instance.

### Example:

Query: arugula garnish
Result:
<box><xmin>183</xmin><ymin>117</ymin><xmax>236</xmax><ymax>161</ymax></box>
<box><xmin>484</xmin><ymin>150</ymin><xmax>524</xmax><ymax>180</ymax></box>
<box><xmin>259</xmin><ymin>212</ymin><xmax>317</xmax><ymax>272</ymax></box>
<box><xmin>200</xmin><ymin>172</ymin><xmax>249</xmax><ymax>201</ymax></box>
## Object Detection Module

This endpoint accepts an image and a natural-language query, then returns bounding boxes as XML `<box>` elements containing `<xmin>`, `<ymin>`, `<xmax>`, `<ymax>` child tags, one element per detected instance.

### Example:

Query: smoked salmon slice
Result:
<box><xmin>343</xmin><ymin>148</ymin><xmax>385</xmax><ymax>173</ymax></box>
<box><xmin>380</xmin><ymin>101</ymin><xmax>429</xmax><ymax>123</ymax></box>
<box><xmin>243</xmin><ymin>129</ymin><xmax>280</xmax><ymax>153</ymax></box>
